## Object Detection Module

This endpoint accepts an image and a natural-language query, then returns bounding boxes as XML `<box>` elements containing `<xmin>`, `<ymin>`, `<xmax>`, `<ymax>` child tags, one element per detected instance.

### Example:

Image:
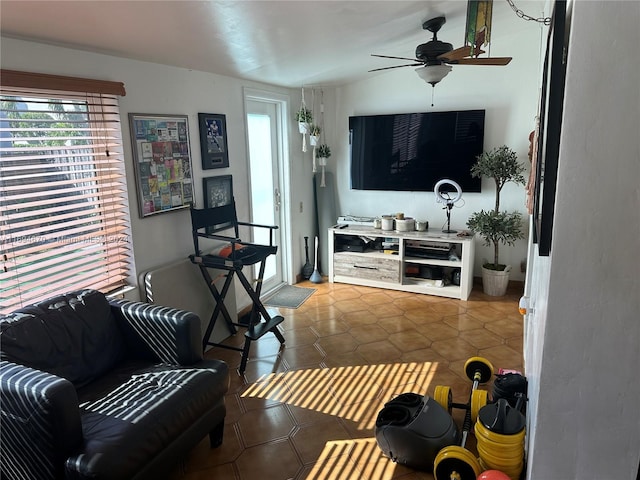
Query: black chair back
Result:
<box><xmin>190</xmin><ymin>200</ymin><xmax>240</xmax><ymax>255</ymax></box>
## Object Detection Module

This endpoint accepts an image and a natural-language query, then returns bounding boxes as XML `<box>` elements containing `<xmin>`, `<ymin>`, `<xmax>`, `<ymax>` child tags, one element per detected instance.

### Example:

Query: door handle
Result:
<box><xmin>274</xmin><ymin>187</ymin><xmax>281</xmax><ymax>210</ymax></box>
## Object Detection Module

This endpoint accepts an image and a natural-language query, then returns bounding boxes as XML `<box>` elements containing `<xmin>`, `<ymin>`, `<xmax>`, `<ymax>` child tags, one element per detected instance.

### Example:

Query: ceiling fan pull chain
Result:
<box><xmin>505</xmin><ymin>0</ymin><xmax>551</xmax><ymax>25</ymax></box>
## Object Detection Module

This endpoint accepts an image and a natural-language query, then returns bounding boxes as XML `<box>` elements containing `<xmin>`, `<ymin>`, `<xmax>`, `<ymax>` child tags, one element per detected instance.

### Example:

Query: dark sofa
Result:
<box><xmin>0</xmin><ymin>289</ymin><xmax>229</xmax><ymax>480</ymax></box>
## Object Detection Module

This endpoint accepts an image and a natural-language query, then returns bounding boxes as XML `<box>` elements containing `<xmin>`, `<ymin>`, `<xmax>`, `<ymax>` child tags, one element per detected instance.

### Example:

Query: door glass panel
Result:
<box><xmin>247</xmin><ymin>113</ymin><xmax>276</xmax><ymax>282</ymax></box>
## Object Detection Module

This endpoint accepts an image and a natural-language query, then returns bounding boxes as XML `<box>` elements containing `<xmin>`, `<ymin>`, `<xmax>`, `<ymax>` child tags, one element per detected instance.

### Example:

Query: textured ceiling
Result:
<box><xmin>0</xmin><ymin>1</ymin><xmax>546</xmax><ymax>88</ymax></box>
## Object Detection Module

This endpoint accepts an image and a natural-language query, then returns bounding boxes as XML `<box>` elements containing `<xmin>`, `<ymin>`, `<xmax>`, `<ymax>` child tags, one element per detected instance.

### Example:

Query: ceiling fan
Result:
<box><xmin>370</xmin><ymin>16</ymin><xmax>512</xmax><ymax>87</ymax></box>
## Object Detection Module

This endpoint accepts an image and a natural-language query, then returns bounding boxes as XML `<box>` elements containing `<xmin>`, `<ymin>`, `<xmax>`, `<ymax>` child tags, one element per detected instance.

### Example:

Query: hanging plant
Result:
<box><xmin>295</xmin><ymin>106</ymin><xmax>313</xmax><ymax>134</ymax></box>
<box><xmin>309</xmin><ymin>124</ymin><xmax>321</xmax><ymax>146</ymax></box>
<box><xmin>317</xmin><ymin>144</ymin><xmax>331</xmax><ymax>158</ymax></box>
<box><xmin>316</xmin><ymin>144</ymin><xmax>331</xmax><ymax>188</ymax></box>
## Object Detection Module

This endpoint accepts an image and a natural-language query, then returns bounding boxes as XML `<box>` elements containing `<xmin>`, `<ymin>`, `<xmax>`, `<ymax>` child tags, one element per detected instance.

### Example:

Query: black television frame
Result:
<box><xmin>349</xmin><ymin>109</ymin><xmax>485</xmax><ymax>193</ymax></box>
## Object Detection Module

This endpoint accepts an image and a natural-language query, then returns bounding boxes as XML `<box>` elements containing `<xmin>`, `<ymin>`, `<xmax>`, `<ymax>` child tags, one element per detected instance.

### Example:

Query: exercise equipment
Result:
<box><xmin>433</xmin><ymin>357</ymin><xmax>492</xmax><ymax>423</ymax></box>
<box><xmin>475</xmin><ymin>398</ymin><xmax>526</xmax><ymax>480</ymax></box>
<box><xmin>492</xmin><ymin>372</ymin><xmax>528</xmax><ymax>410</ymax></box>
<box><xmin>189</xmin><ymin>201</ymin><xmax>285</xmax><ymax>374</ymax></box>
<box><xmin>478</xmin><ymin>470</ymin><xmax>512</xmax><ymax>480</ymax></box>
<box><xmin>374</xmin><ymin>393</ymin><xmax>459</xmax><ymax>471</ymax></box>
<box><xmin>433</xmin><ymin>356</ymin><xmax>494</xmax><ymax>480</ymax></box>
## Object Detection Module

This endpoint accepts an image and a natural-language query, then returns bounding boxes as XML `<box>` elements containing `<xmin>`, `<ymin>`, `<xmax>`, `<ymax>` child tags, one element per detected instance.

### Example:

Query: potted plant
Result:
<box><xmin>295</xmin><ymin>106</ymin><xmax>313</xmax><ymax>134</ymax></box>
<box><xmin>466</xmin><ymin>145</ymin><xmax>526</xmax><ymax>296</ymax></box>
<box><xmin>316</xmin><ymin>144</ymin><xmax>331</xmax><ymax>162</ymax></box>
<box><xmin>309</xmin><ymin>124</ymin><xmax>321</xmax><ymax>146</ymax></box>
<box><xmin>316</xmin><ymin>144</ymin><xmax>331</xmax><ymax>187</ymax></box>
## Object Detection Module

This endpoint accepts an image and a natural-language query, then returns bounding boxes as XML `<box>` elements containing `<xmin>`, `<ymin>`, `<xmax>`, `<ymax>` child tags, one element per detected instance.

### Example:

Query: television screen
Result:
<box><xmin>349</xmin><ymin>110</ymin><xmax>485</xmax><ymax>192</ymax></box>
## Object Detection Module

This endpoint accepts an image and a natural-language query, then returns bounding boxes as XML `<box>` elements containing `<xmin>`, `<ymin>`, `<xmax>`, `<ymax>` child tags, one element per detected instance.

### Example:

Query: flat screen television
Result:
<box><xmin>349</xmin><ymin>109</ymin><xmax>485</xmax><ymax>192</ymax></box>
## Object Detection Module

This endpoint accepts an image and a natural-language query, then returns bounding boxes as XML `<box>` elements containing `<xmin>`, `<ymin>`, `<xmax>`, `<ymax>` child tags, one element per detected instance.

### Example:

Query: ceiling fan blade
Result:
<box><xmin>437</xmin><ymin>47</ymin><xmax>468</xmax><ymax>61</ymax></box>
<box><xmin>371</xmin><ymin>54</ymin><xmax>421</xmax><ymax>62</ymax></box>
<box><xmin>437</xmin><ymin>46</ymin><xmax>485</xmax><ymax>61</ymax></box>
<box><xmin>447</xmin><ymin>57</ymin><xmax>512</xmax><ymax>66</ymax></box>
<box><xmin>369</xmin><ymin>63</ymin><xmax>423</xmax><ymax>72</ymax></box>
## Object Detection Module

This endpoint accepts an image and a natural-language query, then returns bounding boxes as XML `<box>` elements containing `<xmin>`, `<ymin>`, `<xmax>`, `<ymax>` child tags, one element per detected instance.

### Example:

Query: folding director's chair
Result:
<box><xmin>189</xmin><ymin>200</ymin><xmax>285</xmax><ymax>374</ymax></box>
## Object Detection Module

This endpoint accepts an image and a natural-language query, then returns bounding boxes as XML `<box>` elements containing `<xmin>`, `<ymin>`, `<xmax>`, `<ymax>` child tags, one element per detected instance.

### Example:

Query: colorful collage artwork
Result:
<box><xmin>131</xmin><ymin>116</ymin><xmax>194</xmax><ymax>216</ymax></box>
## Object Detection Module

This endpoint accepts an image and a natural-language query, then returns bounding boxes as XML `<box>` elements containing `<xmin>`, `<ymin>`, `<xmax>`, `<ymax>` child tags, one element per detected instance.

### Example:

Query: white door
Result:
<box><xmin>244</xmin><ymin>92</ymin><xmax>289</xmax><ymax>294</ymax></box>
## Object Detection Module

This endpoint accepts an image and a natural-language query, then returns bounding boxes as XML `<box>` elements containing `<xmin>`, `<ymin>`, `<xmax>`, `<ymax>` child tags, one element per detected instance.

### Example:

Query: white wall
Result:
<box><xmin>526</xmin><ymin>1</ymin><xmax>640</xmax><ymax>478</ymax></box>
<box><xmin>331</xmin><ymin>6</ymin><xmax>547</xmax><ymax>281</ymax></box>
<box><xmin>0</xmin><ymin>37</ymin><xmax>317</xmax><ymax>308</ymax></box>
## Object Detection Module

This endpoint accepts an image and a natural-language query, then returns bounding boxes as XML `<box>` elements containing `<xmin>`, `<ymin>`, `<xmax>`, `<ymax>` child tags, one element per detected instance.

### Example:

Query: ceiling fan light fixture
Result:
<box><xmin>415</xmin><ymin>64</ymin><xmax>452</xmax><ymax>86</ymax></box>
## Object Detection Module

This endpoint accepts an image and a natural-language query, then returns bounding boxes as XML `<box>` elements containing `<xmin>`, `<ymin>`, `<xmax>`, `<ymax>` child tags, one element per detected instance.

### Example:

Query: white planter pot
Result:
<box><xmin>481</xmin><ymin>265</ymin><xmax>511</xmax><ymax>296</ymax></box>
<box><xmin>317</xmin><ymin>156</ymin><xmax>328</xmax><ymax>166</ymax></box>
<box><xmin>298</xmin><ymin>122</ymin><xmax>310</xmax><ymax>134</ymax></box>
<box><xmin>310</xmin><ymin>135</ymin><xmax>320</xmax><ymax>146</ymax></box>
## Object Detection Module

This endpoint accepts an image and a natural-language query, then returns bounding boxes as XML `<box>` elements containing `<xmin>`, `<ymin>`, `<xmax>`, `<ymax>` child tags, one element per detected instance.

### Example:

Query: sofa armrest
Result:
<box><xmin>109</xmin><ymin>299</ymin><xmax>202</xmax><ymax>365</ymax></box>
<box><xmin>0</xmin><ymin>360</ymin><xmax>83</xmax><ymax>480</ymax></box>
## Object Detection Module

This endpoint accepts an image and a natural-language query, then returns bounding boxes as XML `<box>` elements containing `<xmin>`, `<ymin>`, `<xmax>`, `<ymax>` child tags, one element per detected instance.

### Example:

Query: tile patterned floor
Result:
<box><xmin>170</xmin><ymin>280</ymin><xmax>524</xmax><ymax>480</ymax></box>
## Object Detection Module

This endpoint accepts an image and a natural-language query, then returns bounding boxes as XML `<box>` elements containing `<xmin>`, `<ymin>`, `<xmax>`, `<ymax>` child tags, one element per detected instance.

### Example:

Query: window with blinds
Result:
<box><xmin>1</xmin><ymin>75</ymin><xmax>132</xmax><ymax>313</ymax></box>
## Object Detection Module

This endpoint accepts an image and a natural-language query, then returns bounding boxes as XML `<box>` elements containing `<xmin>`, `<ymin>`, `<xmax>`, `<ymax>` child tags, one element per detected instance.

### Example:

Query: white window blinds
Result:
<box><xmin>1</xmin><ymin>72</ymin><xmax>132</xmax><ymax>313</ymax></box>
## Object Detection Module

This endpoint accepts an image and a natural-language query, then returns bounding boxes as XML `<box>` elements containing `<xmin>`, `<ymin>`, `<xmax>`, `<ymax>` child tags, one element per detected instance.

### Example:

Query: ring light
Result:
<box><xmin>434</xmin><ymin>179</ymin><xmax>462</xmax><ymax>204</ymax></box>
<box><xmin>434</xmin><ymin>179</ymin><xmax>463</xmax><ymax>233</ymax></box>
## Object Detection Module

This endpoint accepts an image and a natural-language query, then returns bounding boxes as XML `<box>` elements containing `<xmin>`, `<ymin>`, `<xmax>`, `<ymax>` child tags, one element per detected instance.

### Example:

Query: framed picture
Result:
<box><xmin>129</xmin><ymin>113</ymin><xmax>194</xmax><ymax>217</ymax></box>
<box><xmin>203</xmin><ymin>175</ymin><xmax>233</xmax><ymax>233</ymax></box>
<box><xmin>199</xmin><ymin>113</ymin><xmax>229</xmax><ymax>169</ymax></box>
<box><xmin>203</xmin><ymin>175</ymin><xmax>233</xmax><ymax>208</ymax></box>
<box><xmin>532</xmin><ymin>0</ymin><xmax>569</xmax><ymax>256</ymax></box>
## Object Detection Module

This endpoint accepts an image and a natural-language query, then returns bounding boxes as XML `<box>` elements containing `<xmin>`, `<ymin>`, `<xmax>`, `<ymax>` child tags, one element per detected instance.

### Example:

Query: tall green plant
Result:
<box><xmin>471</xmin><ymin>145</ymin><xmax>526</xmax><ymax>212</ymax></box>
<box><xmin>466</xmin><ymin>145</ymin><xmax>526</xmax><ymax>271</ymax></box>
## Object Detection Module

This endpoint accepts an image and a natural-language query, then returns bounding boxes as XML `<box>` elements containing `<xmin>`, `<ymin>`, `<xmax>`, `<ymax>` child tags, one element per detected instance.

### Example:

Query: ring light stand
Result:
<box><xmin>434</xmin><ymin>179</ymin><xmax>463</xmax><ymax>233</ymax></box>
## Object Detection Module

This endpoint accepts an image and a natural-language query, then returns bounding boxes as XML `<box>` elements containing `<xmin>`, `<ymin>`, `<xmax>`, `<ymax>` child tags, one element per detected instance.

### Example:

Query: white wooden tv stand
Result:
<box><xmin>328</xmin><ymin>225</ymin><xmax>475</xmax><ymax>300</ymax></box>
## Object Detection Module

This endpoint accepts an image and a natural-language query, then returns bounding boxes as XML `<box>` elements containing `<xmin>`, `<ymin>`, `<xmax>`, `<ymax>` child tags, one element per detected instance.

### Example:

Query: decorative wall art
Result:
<box><xmin>203</xmin><ymin>175</ymin><xmax>233</xmax><ymax>208</ymax></box>
<box><xmin>129</xmin><ymin>113</ymin><xmax>195</xmax><ymax>217</ymax></box>
<box><xmin>203</xmin><ymin>175</ymin><xmax>233</xmax><ymax>234</ymax></box>
<box><xmin>199</xmin><ymin>113</ymin><xmax>229</xmax><ymax>169</ymax></box>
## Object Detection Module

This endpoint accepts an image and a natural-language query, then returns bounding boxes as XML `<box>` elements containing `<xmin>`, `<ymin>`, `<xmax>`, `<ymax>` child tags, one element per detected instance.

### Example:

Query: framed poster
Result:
<box><xmin>129</xmin><ymin>113</ymin><xmax>194</xmax><ymax>217</ymax></box>
<box><xmin>199</xmin><ymin>113</ymin><xmax>229</xmax><ymax>169</ymax></box>
<box><xmin>203</xmin><ymin>175</ymin><xmax>233</xmax><ymax>208</ymax></box>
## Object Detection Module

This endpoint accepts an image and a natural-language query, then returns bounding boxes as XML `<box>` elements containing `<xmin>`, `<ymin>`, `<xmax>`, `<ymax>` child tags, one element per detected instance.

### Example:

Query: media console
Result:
<box><xmin>328</xmin><ymin>225</ymin><xmax>475</xmax><ymax>300</ymax></box>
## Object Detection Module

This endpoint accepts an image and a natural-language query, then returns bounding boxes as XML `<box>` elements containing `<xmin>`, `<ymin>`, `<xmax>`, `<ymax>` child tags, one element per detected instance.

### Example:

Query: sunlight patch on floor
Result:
<box><xmin>302</xmin><ymin>438</ymin><xmax>399</xmax><ymax>480</ymax></box>
<box><xmin>241</xmin><ymin>361</ymin><xmax>439</xmax><ymax>430</ymax></box>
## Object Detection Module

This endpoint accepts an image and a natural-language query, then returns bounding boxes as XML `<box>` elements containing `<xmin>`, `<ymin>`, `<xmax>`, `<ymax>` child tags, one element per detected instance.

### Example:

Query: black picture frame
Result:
<box><xmin>203</xmin><ymin>175</ymin><xmax>233</xmax><ymax>208</ymax></box>
<box><xmin>199</xmin><ymin>113</ymin><xmax>229</xmax><ymax>169</ymax></box>
<box><xmin>533</xmin><ymin>0</ymin><xmax>569</xmax><ymax>256</ymax></box>
<box><xmin>203</xmin><ymin>175</ymin><xmax>233</xmax><ymax>234</ymax></box>
<box><xmin>128</xmin><ymin>113</ymin><xmax>194</xmax><ymax>217</ymax></box>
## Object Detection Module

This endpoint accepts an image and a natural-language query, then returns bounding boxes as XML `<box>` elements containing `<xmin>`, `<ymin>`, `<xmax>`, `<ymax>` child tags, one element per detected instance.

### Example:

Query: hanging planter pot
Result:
<box><xmin>295</xmin><ymin>107</ymin><xmax>313</xmax><ymax>133</ymax></box>
<box><xmin>298</xmin><ymin>122</ymin><xmax>311</xmax><ymax>134</ymax></box>
<box><xmin>295</xmin><ymin>105</ymin><xmax>313</xmax><ymax>152</ymax></box>
<box><xmin>309</xmin><ymin>124</ymin><xmax>321</xmax><ymax>146</ymax></box>
<box><xmin>316</xmin><ymin>144</ymin><xmax>331</xmax><ymax>187</ymax></box>
<box><xmin>317</xmin><ymin>144</ymin><xmax>331</xmax><ymax>159</ymax></box>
